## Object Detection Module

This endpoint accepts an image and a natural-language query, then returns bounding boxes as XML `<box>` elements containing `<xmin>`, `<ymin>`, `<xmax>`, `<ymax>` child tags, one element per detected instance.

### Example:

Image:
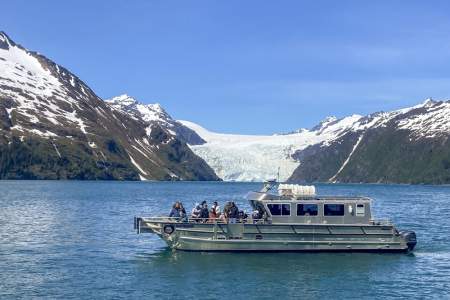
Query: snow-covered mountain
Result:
<box><xmin>106</xmin><ymin>94</ymin><xmax>205</xmax><ymax>145</ymax></box>
<box><xmin>313</xmin><ymin>98</ymin><xmax>449</xmax><ymax>140</ymax></box>
<box><xmin>2</xmin><ymin>30</ymin><xmax>447</xmax><ymax>183</ymax></box>
<box><xmin>289</xmin><ymin>98</ymin><xmax>450</xmax><ymax>184</ymax></box>
<box><xmin>0</xmin><ymin>31</ymin><xmax>218</xmax><ymax>181</ymax></box>
<box><xmin>181</xmin><ymin>99</ymin><xmax>450</xmax><ymax>183</ymax></box>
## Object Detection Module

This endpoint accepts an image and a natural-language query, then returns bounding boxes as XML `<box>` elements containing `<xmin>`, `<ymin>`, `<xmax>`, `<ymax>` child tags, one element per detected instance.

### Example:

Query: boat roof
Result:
<box><xmin>247</xmin><ymin>191</ymin><xmax>372</xmax><ymax>202</ymax></box>
<box><xmin>252</xmin><ymin>182</ymin><xmax>372</xmax><ymax>202</ymax></box>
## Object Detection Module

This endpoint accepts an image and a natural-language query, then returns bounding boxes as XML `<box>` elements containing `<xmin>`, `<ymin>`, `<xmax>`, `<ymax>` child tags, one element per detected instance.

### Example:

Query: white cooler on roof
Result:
<box><xmin>278</xmin><ymin>184</ymin><xmax>316</xmax><ymax>197</ymax></box>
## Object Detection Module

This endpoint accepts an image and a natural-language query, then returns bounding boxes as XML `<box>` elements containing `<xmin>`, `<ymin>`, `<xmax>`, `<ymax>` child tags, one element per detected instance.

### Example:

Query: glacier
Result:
<box><xmin>179</xmin><ymin>117</ymin><xmax>361</xmax><ymax>181</ymax></box>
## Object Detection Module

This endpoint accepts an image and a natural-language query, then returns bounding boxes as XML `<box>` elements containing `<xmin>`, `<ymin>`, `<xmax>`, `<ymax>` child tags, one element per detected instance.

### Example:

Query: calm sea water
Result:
<box><xmin>0</xmin><ymin>181</ymin><xmax>449</xmax><ymax>299</ymax></box>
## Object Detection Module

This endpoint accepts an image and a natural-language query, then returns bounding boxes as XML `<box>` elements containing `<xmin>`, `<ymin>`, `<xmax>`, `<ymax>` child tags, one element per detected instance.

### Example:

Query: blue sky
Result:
<box><xmin>3</xmin><ymin>1</ymin><xmax>450</xmax><ymax>134</ymax></box>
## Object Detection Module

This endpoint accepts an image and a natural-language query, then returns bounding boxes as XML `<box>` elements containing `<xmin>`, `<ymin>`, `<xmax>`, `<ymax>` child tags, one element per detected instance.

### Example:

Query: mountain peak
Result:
<box><xmin>105</xmin><ymin>94</ymin><xmax>171</xmax><ymax>122</ymax></box>
<box><xmin>0</xmin><ymin>31</ymin><xmax>15</xmax><ymax>49</ymax></box>
<box><xmin>311</xmin><ymin>116</ymin><xmax>338</xmax><ymax>131</ymax></box>
<box><xmin>323</xmin><ymin>116</ymin><xmax>338</xmax><ymax>123</ymax></box>
<box><xmin>0</xmin><ymin>31</ymin><xmax>10</xmax><ymax>40</ymax></box>
<box><xmin>422</xmin><ymin>97</ymin><xmax>436</xmax><ymax>107</ymax></box>
<box><xmin>105</xmin><ymin>95</ymin><xmax>206</xmax><ymax>145</ymax></box>
<box><xmin>146</xmin><ymin>102</ymin><xmax>164</xmax><ymax>113</ymax></box>
<box><xmin>106</xmin><ymin>94</ymin><xmax>138</xmax><ymax>106</ymax></box>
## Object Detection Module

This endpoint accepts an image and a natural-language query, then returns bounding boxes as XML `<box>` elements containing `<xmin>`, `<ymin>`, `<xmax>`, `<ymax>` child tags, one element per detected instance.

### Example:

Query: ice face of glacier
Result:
<box><xmin>179</xmin><ymin>118</ymin><xmax>361</xmax><ymax>182</ymax></box>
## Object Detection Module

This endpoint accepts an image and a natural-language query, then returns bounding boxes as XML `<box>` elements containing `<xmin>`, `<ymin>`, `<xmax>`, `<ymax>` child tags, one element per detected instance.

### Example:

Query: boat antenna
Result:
<box><xmin>277</xmin><ymin>166</ymin><xmax>280</xmax><ymax>183</ymax></box>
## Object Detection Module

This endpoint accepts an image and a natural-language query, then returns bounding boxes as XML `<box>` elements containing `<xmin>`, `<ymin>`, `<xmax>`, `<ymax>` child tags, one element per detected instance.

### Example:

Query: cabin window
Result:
<box><xmin>324</xmin><ymin>204</ymin><xmax>345</xmax><ymax>216</ymax></box>
<box><xmin>282</xmin><ymin>204</ymin><xmax>291</xmax><ymax>215</ymax></box>
<box><xmin>267</xmin><ymin>204</ymin><xmax>291</xmax><ymax>216</ymax></box>
<box><xmin>356</xmin><ymin>204</ymin><xmax>365</xmax><ymax>216</ymax></box>
<box><xmin>297</xmin><ymin>204</ymin><xmax>318</xmax><ymax>216</ymax></box>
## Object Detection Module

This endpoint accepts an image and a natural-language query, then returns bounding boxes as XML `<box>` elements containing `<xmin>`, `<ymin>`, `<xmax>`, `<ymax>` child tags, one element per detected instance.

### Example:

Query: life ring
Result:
<box><xmin>163</xmin><ymin>224</ymin><xmax>175</xmax><ymax>235</ymax></box>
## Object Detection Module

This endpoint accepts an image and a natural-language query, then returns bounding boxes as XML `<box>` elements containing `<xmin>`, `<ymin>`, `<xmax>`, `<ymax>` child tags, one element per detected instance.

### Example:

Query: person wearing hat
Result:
<box><xmin>191</xmin><ymin>203</ymin><xmax>202</xmax><ymax>221</ymax></box>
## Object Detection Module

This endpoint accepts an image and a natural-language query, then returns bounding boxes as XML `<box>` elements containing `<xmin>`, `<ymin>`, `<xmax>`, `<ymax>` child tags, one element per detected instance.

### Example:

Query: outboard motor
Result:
<box><xmin>399</xmin><ymin>230</ymin><xmax>417</xmax><ymax>251</ymax></box>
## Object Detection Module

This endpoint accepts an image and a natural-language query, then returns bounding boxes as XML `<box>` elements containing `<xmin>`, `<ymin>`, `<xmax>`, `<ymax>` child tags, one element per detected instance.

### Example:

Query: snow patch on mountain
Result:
<box><xmin>329</xmin><ymin>133</ymin><xmax>364</xmax><ymax>182</ymax></box>
<box><xmin>0</xmin><ymin>31</ymin><xmax>93</xmax><ymax>138</ymax></box>
<box><xmin>106</xmin><ymin>94</ymin><xmax>176</xmax><ymax>139</ymax></box>
<box><xmin>107</xmin><ymin>94</ymin><xmax>170</xmax><ymax>124</ymax></box>
<box><xmin>0</xmin><ymin>36</ymin><xmax>61</xmax><ymax>95</ymax></box>
<box><xmin>397</xmin><ymin>100</ymin><xmax>450</xmax><ymax>139</ymax></box>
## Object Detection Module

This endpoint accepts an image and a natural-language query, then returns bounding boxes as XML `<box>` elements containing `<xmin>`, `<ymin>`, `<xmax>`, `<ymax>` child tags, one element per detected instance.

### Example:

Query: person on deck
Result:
<box><xmin>169</xmin><ymin>202</ymin><xmax>182</xmax><ymax>220</ymax></box>
<box><xmin>209</xmin><ymin>201</ymin><xmax>221</xmax><ymax>219</ymax></box>
<box><xmin>179</xmin><ymin>202</ymin><xmax>187</xmax><ymax>222</ymax></box>
<box><xmin>191</xmin><ymin>203</ymin><xmax>202</xmax><ymax>220</ymax></box>
<box><xmin>223</xmin><ymin>202</ymin><xmax>232</xmax><ymax>216</ymax></box>
<box><xmin>238</xmin><ymin>210</ymin><xmax>248</xmax><ymax>223</ymax></box>
<box><xmin>228</xmin><ymin>202</ymin><xmax>239</xmax><ymax>224</ymax></box>
<box><xmin>200</xmin><ymin>202</ymin><xmax>209</xmax><ymax>223</ymax></box>
<box><xmin>252</xmin><ymin>209</ymin><xmax>262</xmax><ymax>223</ymax></box>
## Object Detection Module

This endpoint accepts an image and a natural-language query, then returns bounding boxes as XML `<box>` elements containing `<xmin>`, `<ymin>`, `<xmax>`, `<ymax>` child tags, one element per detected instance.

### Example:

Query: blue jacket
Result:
<box><xmin>169</xmin><ymin>208</ymin><xmax>181</xmax><ymax>218</ymax></box>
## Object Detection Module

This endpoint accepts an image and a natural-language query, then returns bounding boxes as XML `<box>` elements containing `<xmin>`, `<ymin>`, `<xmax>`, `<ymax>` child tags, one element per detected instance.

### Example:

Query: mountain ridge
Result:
<box><xmin>288</xmin><ymin>98</ymin><xmax>450</xmax><ymax>184</ymax></box>
<box><xmin>181</xmin><ymin>99</ymin><xmax>450</xmax><ymax>184</ymax></box>
<box><xmin>0</xmin><ymin>31</ymin><xmax>219</xmax><ymax>181</ymax></box>
<box><xmin>1</xmin><ymin>30</ymin><xmax>448</xmax><ymax>184</ymax></box>
<box><xmin>106</xmin><ymin>94</ymin><xmax>205</xmax><ymax>145</ymax></box>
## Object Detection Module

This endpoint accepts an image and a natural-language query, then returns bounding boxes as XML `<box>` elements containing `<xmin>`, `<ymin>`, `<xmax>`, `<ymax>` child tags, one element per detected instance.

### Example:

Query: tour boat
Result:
<box><xmin>134</xmin><ymin>181</ymin><xmax>417</xmax><ymax>252</ymax></box>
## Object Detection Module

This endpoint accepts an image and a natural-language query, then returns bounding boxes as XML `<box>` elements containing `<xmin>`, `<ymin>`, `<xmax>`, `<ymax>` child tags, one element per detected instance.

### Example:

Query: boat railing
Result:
<box><xmin>135</xmin><ymin>216</ymin><xmax>261</xmax><ymax>225</ymax></box>
<box><xmin>136</xmin><ymin>216</ymin><xmax>393</xmax><ymax>225</ymax></box>
<box><xmin>370</xmin><ymin>219</ymin><xmax>392</xmax><ymax>225</ymax></box>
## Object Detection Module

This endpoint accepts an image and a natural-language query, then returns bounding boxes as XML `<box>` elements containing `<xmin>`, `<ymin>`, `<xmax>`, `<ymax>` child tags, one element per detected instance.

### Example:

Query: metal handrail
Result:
<box><xmin>135</xmin><ymin>216</ymin><xmax>394</xmax><ymax>230</ymax></box>
<box><xmin>139</xmin><ymin>216</ymin><xmax>258</xmax><ymax>224</ymax></box>
<box><xmin>370</xmin><ymin>219</ymin><xmax>392</xmax><ymax>225</ymax></box>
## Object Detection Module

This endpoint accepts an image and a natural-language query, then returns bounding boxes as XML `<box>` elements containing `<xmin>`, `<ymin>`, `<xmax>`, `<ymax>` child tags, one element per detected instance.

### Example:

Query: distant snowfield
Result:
<box><xmin>179</xmin><ymin>118</ymin><xmax>360</xmax><ymax>181</ymax></box>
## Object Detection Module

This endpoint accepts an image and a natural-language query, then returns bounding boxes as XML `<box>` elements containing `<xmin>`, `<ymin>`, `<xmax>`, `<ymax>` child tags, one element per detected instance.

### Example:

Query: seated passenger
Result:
<box><xmin>169</xmin><ymin>201</ymin><xmax>182</xmax><ymax>220</ymax></box>
<box><xmin>218</xmin><ymin>213</ymin><xmax>227</xmax><ymax>223</ymax></box>
<box><xmin>222</xmin><ymin>201</ymin><xmax>232</xmax><ymax>222</ymax></box>
<box><xmin>238</xmin><ymin>210</ymin><xmax>248</xmax><ymax>223</ymax></box>
<box><xmin>223</xmin><ymin>201</ymin><xmax>232</xmax><ymax>214</ymax></box>
<box><xmin>179</xmin><ymin>202</ymin><xmax>188</xmax><ymax>222</ymax></box>
<box><xmin>200</xmin><ymin>203</ymin><xmax>209</xmax><ymax>223</ymax></box>
<box><xmin>209</xmin><ymin>201</ymin><xmax>221</xmax><ymax>219</ymax></box>
<box><xmin>191</xmin><ymin>203</ymin><xmax>202</xmax><ymax>221</ymax></box>
<box><xmin>252</xmin><ymin>209</ymin><xmax>264</xmax><ymax>223</ymax></box>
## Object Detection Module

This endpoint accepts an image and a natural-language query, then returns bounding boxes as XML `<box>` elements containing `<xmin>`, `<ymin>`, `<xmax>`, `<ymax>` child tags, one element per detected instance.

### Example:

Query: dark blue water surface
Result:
<box><xmin>1</xmin><ymin>181</ymin><xmax>449</xmax><ymax>299</ymax></box>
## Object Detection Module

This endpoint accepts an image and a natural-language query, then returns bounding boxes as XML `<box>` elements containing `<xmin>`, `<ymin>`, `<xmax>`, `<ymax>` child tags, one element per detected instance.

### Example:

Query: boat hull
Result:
<box><xmin>135</xmin><ymin>218</ymin><xmax>415</xmax><ymax>253</ymax></box>
<box><xmin>173</xmin><ymin>236</ymin><xmax>410</xmax><ymax>253</ymax></box>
